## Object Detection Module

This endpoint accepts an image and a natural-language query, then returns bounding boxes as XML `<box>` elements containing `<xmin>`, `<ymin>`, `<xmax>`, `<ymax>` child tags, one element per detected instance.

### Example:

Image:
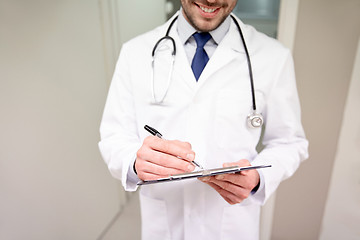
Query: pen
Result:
<box><xmin>144</xmin><ymin>125</ymin><xmax>204</xmax><ymax>170</ymax></box>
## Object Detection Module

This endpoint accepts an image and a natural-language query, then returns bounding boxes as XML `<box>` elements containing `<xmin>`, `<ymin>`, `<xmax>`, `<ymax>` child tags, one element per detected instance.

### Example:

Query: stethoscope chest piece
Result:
<box><xmin>247</xmin><ymin>112</ymin><xmax>264</xmax><ymax>128</ymax></box>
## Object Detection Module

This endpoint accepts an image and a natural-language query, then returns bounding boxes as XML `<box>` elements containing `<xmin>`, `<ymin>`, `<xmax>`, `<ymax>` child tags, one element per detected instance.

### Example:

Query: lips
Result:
<box><xmin>194</xmin><ymin>2</ymin><xmax>220</xmax><ymax>17</ymax></box>
<box><xmin>199</xmin><ymin>5</ymin><xmax>217</xmax><ymax>13</ymax></box>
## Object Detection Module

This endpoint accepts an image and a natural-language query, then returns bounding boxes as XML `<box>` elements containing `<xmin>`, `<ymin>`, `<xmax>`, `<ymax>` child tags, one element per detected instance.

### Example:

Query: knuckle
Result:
<box><xmin>175</xmin><ymin>140</ymin><xmax>192</xmax><ymax>154</ymax></box>
<box><xmin>172</xmin><ymin>140</ymin><xmax>181</xmax><ymax>145</ymax></box>
<box><xmin>136</xmin><ymin>149</ymin><xmax>144</xmax><ymax>159</ymax></box>
<box><xmin>143</xmin><ymin>136</ymin><xmax>153</xmax><ymax>145</ymax></box>
<box><xmin>160</xmin><ymin>140</ymin><xmax>170</xmax><ymax>153</ymax></box>
<box><xmin>137</xmin><ymin>145</ymin><xmax>149</xmax><ymax>159</ymax></box>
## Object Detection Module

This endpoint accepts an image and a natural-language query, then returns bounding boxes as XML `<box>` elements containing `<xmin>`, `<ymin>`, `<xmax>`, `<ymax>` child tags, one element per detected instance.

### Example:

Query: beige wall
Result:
<box><xmin>271</xmin><ymin>1</ymin><xmax>360</xmax><ymax>239</ymax></box>
<box><xmin>0</xmin><ymin>1</ymin><xmax>119</xmax><ymax>239</ymax></box>
<box><xmin>320</xmin><ymin>38</ymin><xmax>360</xmax><ymax>240</ymax></box>
<box><xmin>0</xmin><ymin>0</ymin><xmax>164</xmax><ymax>239</ymax></box>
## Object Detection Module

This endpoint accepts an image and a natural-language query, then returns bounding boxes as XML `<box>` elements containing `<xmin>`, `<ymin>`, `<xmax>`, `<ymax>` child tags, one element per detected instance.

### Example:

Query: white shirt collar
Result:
<box><xmin>177</xmin><ymin>9</ymin><xmax>231</xmax><ymax>45</ymax></box>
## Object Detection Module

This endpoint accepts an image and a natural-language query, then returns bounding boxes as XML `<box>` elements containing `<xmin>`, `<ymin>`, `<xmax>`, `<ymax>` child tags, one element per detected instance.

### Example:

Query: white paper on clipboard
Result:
<box><xmin>137</xmin><ymin>164</ymin><xmax>271</xmax><ymax>185</ymax></box>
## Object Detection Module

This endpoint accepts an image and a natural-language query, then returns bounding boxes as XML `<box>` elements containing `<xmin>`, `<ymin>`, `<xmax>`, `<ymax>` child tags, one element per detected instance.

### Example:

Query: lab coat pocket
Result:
<box><xmin>221</xmin><ymin>202</ymin><xmax>260</xmax><ymax>240</ymax></box>
<box><xmin>139</xmin><ymin>193</ymin><xmax>171</xmax><ymax>240</ymax></box>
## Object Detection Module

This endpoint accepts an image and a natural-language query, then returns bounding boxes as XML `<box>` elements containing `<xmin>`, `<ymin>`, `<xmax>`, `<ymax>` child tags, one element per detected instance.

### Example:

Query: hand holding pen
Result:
<box><xmin>144</xmin><ymin>125</ymin><xmax>203</xmax><ymax>169</ymax></box>
<box><xmin>134</xmin><ymin>125</ymin><xmax>202</xmax><ymax>181</ymax></box>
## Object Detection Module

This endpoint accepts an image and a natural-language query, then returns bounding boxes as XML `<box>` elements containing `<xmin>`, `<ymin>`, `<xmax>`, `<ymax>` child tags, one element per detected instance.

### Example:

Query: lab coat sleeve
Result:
<box><xmin>251</xmin><ymin>51</ymin><xmax>309</xmax><ymax>205</ymax></box>
<box><xmin>98</xmin><ymin>43</ymin><xmax>141</xmax><ymax>192</ymax></box>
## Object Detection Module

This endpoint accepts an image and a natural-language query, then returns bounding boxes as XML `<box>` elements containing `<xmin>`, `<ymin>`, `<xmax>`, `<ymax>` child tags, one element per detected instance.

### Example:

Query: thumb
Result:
<box><xmin>223</xmin><ymin>162</ymin><xmax>238</xmax><ymax>168</ymax></box>
<box><xmin>223</xmin><ymin>159</ymin><xmax>250</xmax><ymax>168</ymax></box>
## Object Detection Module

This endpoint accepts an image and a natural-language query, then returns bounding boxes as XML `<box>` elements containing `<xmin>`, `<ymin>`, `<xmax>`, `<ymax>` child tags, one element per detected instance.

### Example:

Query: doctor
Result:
<box><xmin>99</xmin><ymin>0</ymin><xmax>308</xmax><ymax>239</ymax></box>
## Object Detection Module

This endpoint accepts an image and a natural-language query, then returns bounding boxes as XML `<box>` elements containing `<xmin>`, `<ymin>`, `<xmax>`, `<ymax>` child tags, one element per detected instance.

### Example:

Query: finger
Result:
<box><xmin>138</xmin><ymin>149</ymin><xmax>195</xmax><ymax>172</ymax></box>
<box><xmin>223</xmin><ymin>159</ymin><xmax>250</xmax><ymax>168</ymax></box>
<box><xmin>138</xmin><ymin>160</ymin><xmax>189</xmax><ymax>178</ymax></box>
<box><xmin>137</xmin><ymin>171</ymin><xmax>168</xmax><ymax>181</ymax></box>
<box><xmin>144</xmin><ymin>136</ymin><xmax>195</xmax><ymax>162</ymax></box>
<box><xmin>222</xmin><ymin>159</ymin><xmax>259</xmax><ymax>184</ymax></box>
<box><xmin>198</xmin><ymin>177</ymin><xmax>243</xmax><ymax>204</ymax></box>
<box><xmin>206</xmin><ymin>182</ymin><xmax>236</xmax><ymax>205</ymax></box>
<box><xmin>217</xmin><ymin>171</ymin><xmax>260</xmax><ymax>191</ymax></box>
<box><xmin>214</xmin><ymin>173</ymin><xmax>247</xmax><ymax>186</ymax></box>
<box><xmin>202</xmin><ymin>180</ymin><xmax>243</xmax><ymax>205</ymax></box>
<box><xmin>207</xmin><ymin>177</ymin><xmax>250</xmax><ymax>202</ymax></box>
<box><xmin>152</xmin><ymin>151</ymin><xmax>195</xmax><ymax>171</ymax></box>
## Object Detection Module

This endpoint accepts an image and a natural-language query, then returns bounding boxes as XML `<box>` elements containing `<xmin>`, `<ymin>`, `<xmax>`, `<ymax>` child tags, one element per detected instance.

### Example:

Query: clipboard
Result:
<box><xmin>137</xmin><ymin>164</ymin><xmax>271</xmax><ymax>185</ymax></box>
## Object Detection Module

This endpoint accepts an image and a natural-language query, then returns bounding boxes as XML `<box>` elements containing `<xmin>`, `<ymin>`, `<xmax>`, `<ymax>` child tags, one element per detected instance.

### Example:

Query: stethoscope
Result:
<box><xmin>151</xmin><ymin>14</ymin><xmax>264</xmax><ymax>129</ymax></box>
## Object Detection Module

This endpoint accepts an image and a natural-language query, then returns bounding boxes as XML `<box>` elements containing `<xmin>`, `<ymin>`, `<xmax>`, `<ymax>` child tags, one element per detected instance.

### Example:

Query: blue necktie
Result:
<box><xmin>191</xmin><ymin>32</ymin><xmax>211</xmax><ymax>81</ymax></box>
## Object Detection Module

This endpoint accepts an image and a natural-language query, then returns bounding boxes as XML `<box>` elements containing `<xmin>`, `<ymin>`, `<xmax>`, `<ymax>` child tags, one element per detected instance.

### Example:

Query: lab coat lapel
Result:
<box><xmin>168</xmin><ymin>23</ymin><xmax>198</xmax><ymax>91</ymax></box>
<box><xmin>166</xmin><ymin>15</ymin><xmax>249</xmax><ymax>93</ymax></box>
<box><xmin>196</xmin><ymin>19</ymin><xmax>246</xmax><ymax>88</ymax></box>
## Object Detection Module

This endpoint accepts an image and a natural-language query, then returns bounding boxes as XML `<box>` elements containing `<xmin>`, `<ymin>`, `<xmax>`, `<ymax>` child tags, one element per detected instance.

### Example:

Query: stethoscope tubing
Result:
<box><xmin>230</xmin><ymin>15</ymin><xmax>257</xmax><ymax>112</ymax></box>
<box><xmin>151</xmin><ymin>13</ymin><xmax>263</xmax><ymax>128</ymax></box>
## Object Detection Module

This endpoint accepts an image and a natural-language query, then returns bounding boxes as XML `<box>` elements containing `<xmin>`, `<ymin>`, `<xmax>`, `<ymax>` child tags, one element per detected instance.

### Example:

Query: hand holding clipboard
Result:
<box><xmin>137</xmin><ymin>164</ymin><xmax>271</xmax><ymax>185</ymax></box>
<box><xmin>138</xmin><ymin>125</ymin><xmax>271</xmax><ymax>185</ymax></box>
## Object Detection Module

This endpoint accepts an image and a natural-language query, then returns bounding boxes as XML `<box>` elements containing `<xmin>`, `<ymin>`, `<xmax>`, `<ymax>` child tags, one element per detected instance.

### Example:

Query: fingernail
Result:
<box><xmin>187</xmin><ymin>164</ymin><xmax>195</xmax><ymax>171</ymax></box>
<box><xmin>216</xmin><ymin>175</ymin><xmax>224</xmax><ymax>180</ymax></box>
<box><xmin>186</xmin><ymin>153</ymin><xmax>195</xmax><ymax>161</ymax></box>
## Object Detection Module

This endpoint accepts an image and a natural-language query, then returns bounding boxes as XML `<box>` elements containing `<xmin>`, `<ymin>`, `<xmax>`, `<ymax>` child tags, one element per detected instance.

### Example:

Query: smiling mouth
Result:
<box><xmin>195</xmin><ymin>3</ymin><xmax>218</xmax><ymax>13</ymax></box>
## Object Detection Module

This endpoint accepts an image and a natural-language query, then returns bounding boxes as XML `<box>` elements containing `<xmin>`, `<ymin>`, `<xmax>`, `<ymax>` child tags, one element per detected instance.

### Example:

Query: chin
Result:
<box><xmin>194</xmin><ymin>19</ymin><xmax>221</xmax><ymax>32</ymax></box>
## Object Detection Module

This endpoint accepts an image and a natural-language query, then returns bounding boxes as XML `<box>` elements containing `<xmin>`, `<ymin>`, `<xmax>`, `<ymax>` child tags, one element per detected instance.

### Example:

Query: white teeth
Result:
<box><xmin>199</xmin><ymin>5</ymin><xmax>216</xmax><ymax>13</ymax></box>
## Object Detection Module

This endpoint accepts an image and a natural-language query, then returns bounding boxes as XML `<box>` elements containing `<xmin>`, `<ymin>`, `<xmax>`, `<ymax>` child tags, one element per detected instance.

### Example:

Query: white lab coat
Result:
<box><xmin>99</xmin><ymin>13</ymin><xmax>308</xmax><ymax>240</ymax></box>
